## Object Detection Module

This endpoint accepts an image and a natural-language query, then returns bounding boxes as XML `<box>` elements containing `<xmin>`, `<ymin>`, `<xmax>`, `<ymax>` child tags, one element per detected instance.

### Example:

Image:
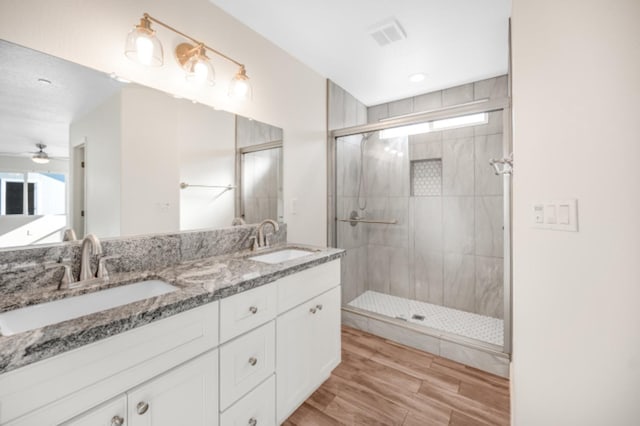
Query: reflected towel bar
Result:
<box><xmin>179</xmin><ymin>183</ymin><xmax>236</xmax><ymax>190</ymax></box>
<box><xmin>179</xmin><ymin>182</ymin><xmax>235</xmax><ymax>200</ymax></box>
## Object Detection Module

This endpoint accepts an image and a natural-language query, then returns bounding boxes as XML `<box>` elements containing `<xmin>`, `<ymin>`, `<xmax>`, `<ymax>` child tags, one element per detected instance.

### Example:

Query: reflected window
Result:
<box><xmin>0</xmin><ymin>171</ymin><xmax>68</xmax><ymax>248</ymax></box>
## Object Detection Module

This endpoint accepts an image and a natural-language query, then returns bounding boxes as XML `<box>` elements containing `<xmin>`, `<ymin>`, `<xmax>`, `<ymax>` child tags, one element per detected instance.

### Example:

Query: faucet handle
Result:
<box><xmin>249</xmin><ymin>236</ymin><xmax>259</xmax><ymax>251</ymax></box>
<box><xmin>44</xmin><ymin>259</ymin><xmax>75</xmax><ymax>290</ymax></box>
<box><xmin>97</xmin><ymin>255</ymin><xmax>120</xmax><ymax>281</ymax></box>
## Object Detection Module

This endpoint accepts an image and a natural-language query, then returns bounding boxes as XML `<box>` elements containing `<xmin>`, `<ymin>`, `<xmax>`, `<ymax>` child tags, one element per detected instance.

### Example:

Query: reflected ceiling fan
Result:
<box><xmin>0</xmin><ymin>143</ymin><xmax>68</xmax><ymax>164</ymax></box>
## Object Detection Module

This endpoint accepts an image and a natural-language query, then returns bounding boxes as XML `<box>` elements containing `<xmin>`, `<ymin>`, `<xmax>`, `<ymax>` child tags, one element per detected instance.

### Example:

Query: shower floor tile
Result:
<box><xmin>347</xmin><ymin>291</ymin><xmax>503</xmax><ymax>346</ymax></box>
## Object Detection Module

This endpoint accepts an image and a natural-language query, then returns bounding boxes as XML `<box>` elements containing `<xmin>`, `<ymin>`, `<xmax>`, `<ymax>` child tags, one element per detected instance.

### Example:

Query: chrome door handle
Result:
<box><xmin>249</xmin><ymin>306</ymin><xmax>258</xmax><ymax>314</ymax></box>
<box><xmin>136</xmin><ymin>401</ymin><xmax>149</xmax><ymax>415</ymax></box>
<box><xmin>248</xmin><ymin>356</ymin><xmax>257</xmax><ymax>366</ymax></box>
<box><xmin>111</xmin><ymin>416</ymin><xmax>124</xmax><ymax>426</ymax></box>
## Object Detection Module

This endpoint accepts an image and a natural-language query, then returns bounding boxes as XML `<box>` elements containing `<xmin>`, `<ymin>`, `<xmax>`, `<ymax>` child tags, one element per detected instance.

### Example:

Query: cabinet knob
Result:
<box><xmin>111</xmin><ymin>416</ymin><xmax>125</xmax><ymax>426</ymax></box>
<box><xmin>248</xmin><ymin>356</ymin><xmax>258</xmax><ymax>366</ymax></box>
<box><xmin>309</xmin><ymin>307</ymin><xmax>317</xmax><ymax>314</ymax></box>
<box><xmin>316</xmin><ymin>304</ymin><xmax>323</xmax><ymax>311</ymax></box>
<box><xmin>248</xmin><ymin>417</ymin><xmax>258</xmax><ymax>426</ymax></box>
<box><xmin>137</xmin><ymin>401</ymin><xmax>150</xmax><ymax>415</ymax></box>
<box><xmin>249</xmin><ymin>306</ymin><xmax>258</xmax><ymax>314</ymax></box>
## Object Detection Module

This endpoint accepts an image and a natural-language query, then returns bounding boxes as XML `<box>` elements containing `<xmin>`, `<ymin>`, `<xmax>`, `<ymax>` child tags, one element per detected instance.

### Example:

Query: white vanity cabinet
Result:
<box><xmin>62</xmin><ymin>350</ymin><xmax>218</xmax><ymax>426</ymax></box>
<box><xmin>1</xmin><ymin>302</ymin><xmax>220</xmax><ymax>426</ymax></box>
<box><xmin>275</xmin><ymin>261</ymin><xmax>341</xmax><ymax>424</ymax></box>
<box><xmin>0</xmin><ymin>257</ymin><xmax>341</xmax><ymax>426</ymax></box>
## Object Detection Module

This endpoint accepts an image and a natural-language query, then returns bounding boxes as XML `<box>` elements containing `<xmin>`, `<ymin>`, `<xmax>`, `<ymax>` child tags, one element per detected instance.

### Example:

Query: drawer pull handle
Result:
<box><xmin>316</xmin><ymin>304</ymin><xmax>323</xmax><ymax>311</ymax></box>
<box><xmin>249</xmin><ymin>306</ymin><xmax>258</xmax><ymax>314</ymax></box>
<box><xmin>248</xmin><ymin>418</ymin><xmax>258</xmax><ymax>426</ymax></box>
<box><xmin>137</xmin><ymin>401</ymin><xmax>149</xmax><ymax>415</ymax></box>
<box><xmin>248</xmin><ymin>356</ymin><xmax>258</xmax><ymax>366</ymax></box>
<box><xmin>111</xmin><ymin>416</ymin><xmax>125</xmax><ymax>426</ymax></box>
<box><xmin>309</xmin><ymin>307</ymin><xmax>317</xmax><ymax>314</ymax></box>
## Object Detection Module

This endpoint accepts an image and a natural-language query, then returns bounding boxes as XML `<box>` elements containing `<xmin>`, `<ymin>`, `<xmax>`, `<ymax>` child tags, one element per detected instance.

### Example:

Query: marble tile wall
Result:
<box><xmin>333</xmin><ymin>77</ymin><xmax>507</xmax><ymax>319</ymax></box>
<box><xmin>329</xmin><ymin>80</ymin><xmax>369</xmax><ymax>305</ymax></box>
<box><xmin>364</xmin><ymin>75</ymin><xmax>507</xmax><ymax>319</ymax></box>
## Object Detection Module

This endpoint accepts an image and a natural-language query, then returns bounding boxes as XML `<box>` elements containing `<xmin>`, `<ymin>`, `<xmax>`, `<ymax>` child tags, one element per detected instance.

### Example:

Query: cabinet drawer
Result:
<box><xmin>220</xmin><ymin>375</ymin><xmax>275</xmax><ymax>426</ymax></box>
<box><xmin>277</xmin><ymin>260</ymin><xmax>340</xmax><ymax>314</ymax></box>
<box><xmin>220</xmin><ymin>284</ymin><xmax>276</xmax><ymax>343</ymax></box>
<box><xmin>219</xmin><ymin>321</ymin><xmax>275</xmax><ymax>410</ymax></box>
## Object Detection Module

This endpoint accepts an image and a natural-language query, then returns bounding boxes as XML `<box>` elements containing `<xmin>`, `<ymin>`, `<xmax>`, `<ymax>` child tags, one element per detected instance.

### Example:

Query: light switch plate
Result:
<box><xmin>532</xmin><ymin>199</ymin><xmax>578</xmax><ymax>232</ymax></box>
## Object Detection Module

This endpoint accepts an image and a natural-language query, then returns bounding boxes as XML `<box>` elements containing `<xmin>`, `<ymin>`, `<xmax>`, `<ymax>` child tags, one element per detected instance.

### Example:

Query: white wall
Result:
<box><xmin>0</xmin><ymin>0</ymin><xmax>328</xmax><ymax>245</ymax></box>
<box><xmin>511</xmin><ymin>0</ymin><xmax>640</xmax><ymax>424</ymax></box>
<box><xmin>70</xmin><ymin>93</ymin><xmax>122</xmax><ymax>238</ymax></box>
<box><xmin>120</xmin><ymin>86</ymin><xmax>180</xmax><ymax>236</ymax></box>
<box><xmin>178</xmin><ymin>99</ymin><xmax>236</xmax><ymax>230</ymax></box>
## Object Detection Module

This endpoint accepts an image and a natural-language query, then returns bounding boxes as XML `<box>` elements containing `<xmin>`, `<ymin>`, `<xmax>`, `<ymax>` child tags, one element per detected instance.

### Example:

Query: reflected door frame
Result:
<box><xmin>235</xmin><ymin>140</ymin><xmax>283</xmax><ymax>224</ymax></box>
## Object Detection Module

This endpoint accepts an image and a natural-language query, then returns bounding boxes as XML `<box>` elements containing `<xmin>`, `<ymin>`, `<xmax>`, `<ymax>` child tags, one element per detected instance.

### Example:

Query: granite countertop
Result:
<box><xmin>0</xmin><ymin>243</ymin><xmax>344</xmax><ymax>375</ymax></box>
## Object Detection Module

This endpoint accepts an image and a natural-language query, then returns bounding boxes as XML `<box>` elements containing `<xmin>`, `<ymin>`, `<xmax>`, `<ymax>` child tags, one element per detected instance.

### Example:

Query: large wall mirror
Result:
<box><xmin>0</xmin><ymin>39</ymin><xmax>283</xmax><ymax>249</ymax></box>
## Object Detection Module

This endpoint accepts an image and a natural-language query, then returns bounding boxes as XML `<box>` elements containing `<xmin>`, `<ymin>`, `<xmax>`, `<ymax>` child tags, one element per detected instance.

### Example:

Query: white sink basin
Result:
<box><xmin>0</xmin><ymin>280</ymin><xmax>177</xmax><ymax>336</ymax></box>
<box><xmin>249</xmin><ymin>249</ymin><xmax>313</xmax><ymax>264</ymax></box>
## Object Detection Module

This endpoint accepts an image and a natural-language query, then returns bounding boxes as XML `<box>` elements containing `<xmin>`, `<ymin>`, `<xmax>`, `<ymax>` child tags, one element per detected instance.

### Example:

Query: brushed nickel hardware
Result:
<box><xmin>309</xmin><ymin>307</ymin><xmax>317</xmax><ymax>314</ymax></box>
<box><xmin>136</xmin><ymin>401</ymin><xmax>149</xmax><ymax>415</ymax></box>
<box><xmin>337</xmin><ymin>210</ymin><xmax>397</xmax><ymax>227</ymax></box>
<box><xmin>79</xmin><ymin>234</ymin><xmax>102</xmax><ymax>281</ymax></box>
<box><xmin>249</xmin><ymin>306</ymin><xmax>258</xmax><ymax>314</ymax></box>
<box><xmin>97</xmin><ymin>255</ymin><xmax>120</xmax><ymax>281</ymax></box>
<box><xmin>111</xmin><ymin>415</ymin><xmax>125</xmax><ymax>426</ymax></box>
<box><xmin>248</xmin><ymin>418</ymin><xmax>257</xmax><ymax>426</ymax></box>
<box><xmin>316</xmin><ymin>304</ymin><xmax>323</xmax><ymax>311</ymax></box>
<box><xmin>248</xmin><ymin>357</ymin><xmax>257</xmax><ymax>366</ymax></box>
<box><xmin>253</xmin><ymin>219</ymin><xmax>280</xmax><ymax>250</ymax></box>
<box><xmin>489</xmin><ymin>153</ymin><xmax>513</xmax><ymax>175</ymax></box>
<box><xmin>44</xmin><ymin>259</ymin><xmax>74</xmax><ymax>290</ymax></box>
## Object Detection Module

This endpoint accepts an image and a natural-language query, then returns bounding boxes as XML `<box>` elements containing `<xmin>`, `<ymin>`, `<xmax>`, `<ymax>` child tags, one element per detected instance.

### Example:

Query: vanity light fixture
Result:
<box><xmin>125</xmin><ymin>13</ymin><xmax>252</xmax><ymax>99</ymax></box>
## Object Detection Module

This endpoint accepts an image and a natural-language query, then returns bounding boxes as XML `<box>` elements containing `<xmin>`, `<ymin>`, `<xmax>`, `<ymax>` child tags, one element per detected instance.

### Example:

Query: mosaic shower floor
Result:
<box><xmin>347</xmin><ymin>291</ymin><xmax>504</xmax><ymax>346</ymax></box>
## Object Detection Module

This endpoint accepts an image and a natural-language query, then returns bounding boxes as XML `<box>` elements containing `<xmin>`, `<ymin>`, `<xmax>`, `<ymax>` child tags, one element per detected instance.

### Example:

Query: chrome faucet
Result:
<box><xmin>253</xmin><ymin>219</ymin><xmax>280</xmax><ymax>250</ymax></box>
<box><xmin>79</xmin><ymin>234</ymin><xmax>103</xmax><ymax>281</ymax></box>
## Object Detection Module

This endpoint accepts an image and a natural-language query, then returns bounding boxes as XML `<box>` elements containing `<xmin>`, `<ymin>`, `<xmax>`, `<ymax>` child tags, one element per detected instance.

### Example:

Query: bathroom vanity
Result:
<box><xmin>0</xmin><ymin>238</ymin><xmax>343</xmax><ymax>426</ymax></box>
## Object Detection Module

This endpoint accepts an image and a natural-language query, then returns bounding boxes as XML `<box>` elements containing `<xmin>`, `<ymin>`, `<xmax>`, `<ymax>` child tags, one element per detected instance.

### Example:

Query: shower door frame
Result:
<box><xmin>327</xmin><ymin>97</ymin><xmax>513</xmax><ymax>355</ymax></box>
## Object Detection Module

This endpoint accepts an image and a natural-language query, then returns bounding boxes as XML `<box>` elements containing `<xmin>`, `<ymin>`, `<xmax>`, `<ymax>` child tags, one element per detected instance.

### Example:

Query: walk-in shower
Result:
<box><xmin>329</xmin><ymin>98</ymin><xmax>512</xmax><ymax>374</ymax></box>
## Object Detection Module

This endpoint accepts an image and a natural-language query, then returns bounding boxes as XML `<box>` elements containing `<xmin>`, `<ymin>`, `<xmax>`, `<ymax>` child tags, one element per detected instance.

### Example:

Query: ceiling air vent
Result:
<box><xmin>368</xmin><ymin>18</ymin><xmax>407</xmax><ymax>47</ymax></box>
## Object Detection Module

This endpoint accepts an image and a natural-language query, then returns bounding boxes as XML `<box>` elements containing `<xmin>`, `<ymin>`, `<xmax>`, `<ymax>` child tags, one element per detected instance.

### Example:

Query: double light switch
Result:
<box><xmin>533</xmin><ymin>199</ymin><xmax>578</xmax><ymax>232</ymax></box>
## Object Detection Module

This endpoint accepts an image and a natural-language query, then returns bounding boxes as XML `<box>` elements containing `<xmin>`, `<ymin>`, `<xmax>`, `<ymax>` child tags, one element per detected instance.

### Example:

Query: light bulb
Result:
<box><xmin>135</xmin><ymin>35</ymin><xmax>154</xmax><ymax>66</ymax></box>
<box><xmin>228</xmin><ymin>66</ymin><xmax>252</xmax><ymax>100</ymax></box>
<box><xmin>193</xmin><ymin>60</ymin><xmax>210</xmax><ymax>84</ymax></box>
<box><xmin>231</xmin><ymin>80</ymin><xmax>249</xmax><ymax>98</ymax></box>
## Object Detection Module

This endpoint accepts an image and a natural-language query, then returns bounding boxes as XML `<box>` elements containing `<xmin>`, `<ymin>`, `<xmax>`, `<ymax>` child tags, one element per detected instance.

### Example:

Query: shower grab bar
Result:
<box><xmin>336</xmin><ymin>218</ymin><xmax>398</xmax><ymax>225</ymax></box>
<box><xmin>337</xmin><ymin>210</ymin><xmax>397</xmax><ymax>226</ymax></box>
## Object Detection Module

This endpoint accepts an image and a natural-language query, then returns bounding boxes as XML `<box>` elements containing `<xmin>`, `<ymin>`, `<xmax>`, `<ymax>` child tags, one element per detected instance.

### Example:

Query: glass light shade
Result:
<box><xmin>32</xmin><ymin>152</ymin><xmax>50</xmax><ymax>164</ymax></box>
<box><xmin>228</xmin><ymin>67</ymin><xmax>252</xmax><ymax>100</ymax></box>
<box><xmin>125</xmin><ymin>26</ymin><xmax>163</xmax><ymax>66</ymax></box>
<box><xmin>184</xmin><ymin>52</ymin><xmax>215</xmax><ymax>86</ymax></box>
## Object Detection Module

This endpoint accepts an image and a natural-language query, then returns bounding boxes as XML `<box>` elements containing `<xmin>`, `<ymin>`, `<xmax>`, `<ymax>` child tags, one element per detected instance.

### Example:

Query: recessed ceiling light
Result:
<box><xmin>37</xmin><ymin>78</ymin><xmax>52</xmax><ymax>85</ymax></box>
<box><xmin>409</xmin><ymin>73</ymin><xmax>426</xmax><ymax>83</ymax></box>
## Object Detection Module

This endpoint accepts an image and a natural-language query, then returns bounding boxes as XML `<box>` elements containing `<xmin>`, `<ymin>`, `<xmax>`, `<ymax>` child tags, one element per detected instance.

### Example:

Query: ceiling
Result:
<box><xmin>209</xmin><ymin>0</ymin><xmax>511</xmax><ymax>106</ymax></box>
<box><xmin>0</xmin><ymin>40</ymin><xmax>123</xmax><ymax>159</ymax></box>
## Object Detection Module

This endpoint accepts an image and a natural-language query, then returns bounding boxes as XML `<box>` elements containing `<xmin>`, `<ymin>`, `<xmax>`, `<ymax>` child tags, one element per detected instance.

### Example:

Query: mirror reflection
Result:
<box><xmin>0</xmin><ymin>39</ymin><xmax>283</xmax><ymax>249</ymax></box>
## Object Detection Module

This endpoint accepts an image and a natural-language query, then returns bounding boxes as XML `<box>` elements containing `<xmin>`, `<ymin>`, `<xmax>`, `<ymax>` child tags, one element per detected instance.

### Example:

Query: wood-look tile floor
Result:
<box><xmin>284</xmin><ymin>326</ymin><xmax>510</xmax><ymax>426</ymax></box>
